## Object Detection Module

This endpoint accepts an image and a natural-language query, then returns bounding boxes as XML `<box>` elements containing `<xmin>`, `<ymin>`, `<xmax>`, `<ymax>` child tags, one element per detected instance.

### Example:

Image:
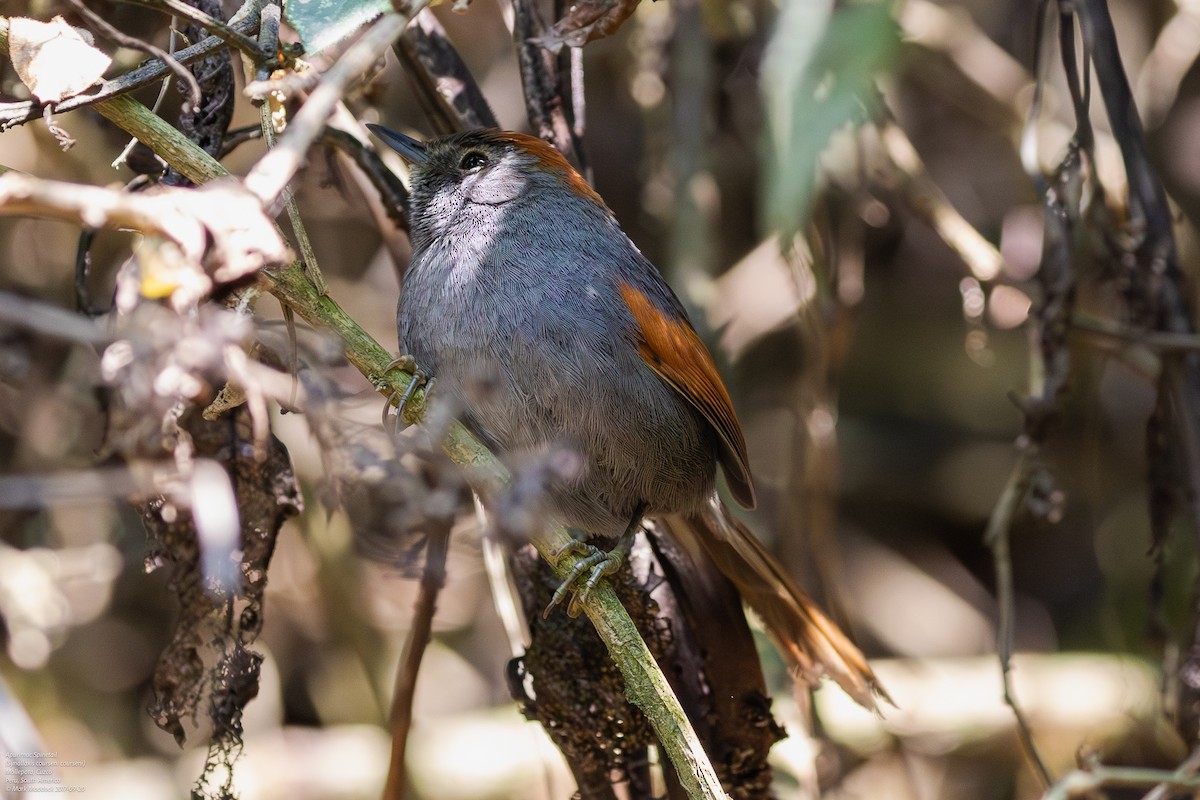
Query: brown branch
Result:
<box><xmin>64</xmin><ymin>0</ymin><xmax>203</xmax><ymax>112</ymax></box>
<box><xmin>382</xmin><ymin>524</ymin><xmax>451</xmax><ymax>800</ymax></box>
<box><xmin>242</xmin><ymin>11</ymin><xmax>423</xmax><ymax>211</ymax></box>
<box><xmin>0</xmin><ymin>0</ymin><xmax>268</xmax><ymax>128</ymax></box>
<box><xmin>0</xmin><ymin>171</ymin><xmax>289</xmax><ymax>285</ymax></box>
<box><xmin>320</xmin><ymin>126</ymin><xmax>410</xmax><ymax>227</ymax></box>
<box><xmin>982</xmin><ymin>451</ymin><xmax>1053</xmax><ymax>789</ymax></box>
<box><xmin>1071</xmin><ymin>315</ymin><xmax>1200</xmax><ymax>354</ymax></box>
<box><xmin>115</xmin><ymin>0</ymin><xmax>266</xmax><ymax>59</ymax></box>
<box><xmin>509</xmin><ymin>0</ymin><xmax>581</xmax><ymax>165</ymax></box>
<box><xmin>394</xmin><ymin>8</ymin><xmax>499</xmax><ymax>133</ymax></box>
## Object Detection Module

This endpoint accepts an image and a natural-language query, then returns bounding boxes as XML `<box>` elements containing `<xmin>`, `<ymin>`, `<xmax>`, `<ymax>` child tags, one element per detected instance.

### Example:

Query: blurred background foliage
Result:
<box><xmin>0</xmin><ymin>0</ymin><xmax>1198</xmax><ymax>798</ymax></box>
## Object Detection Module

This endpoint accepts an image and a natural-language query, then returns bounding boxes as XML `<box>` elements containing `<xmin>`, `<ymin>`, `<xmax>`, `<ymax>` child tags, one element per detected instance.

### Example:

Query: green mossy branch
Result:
<box><xmin>0</xmin><ymin>15</ymin><xmax>731</xmax><ymax>799</ymax></box>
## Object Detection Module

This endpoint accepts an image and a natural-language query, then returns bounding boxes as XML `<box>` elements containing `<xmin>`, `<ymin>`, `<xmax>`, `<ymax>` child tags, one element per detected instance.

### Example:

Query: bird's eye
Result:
<box><xmin>459</xmin><ymin>151</ymin><xmax>488</xmax><ymax>171</ymax></box>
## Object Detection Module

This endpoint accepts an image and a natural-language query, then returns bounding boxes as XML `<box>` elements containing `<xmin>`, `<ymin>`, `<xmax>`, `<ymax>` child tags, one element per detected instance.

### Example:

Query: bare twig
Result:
<box><xmin>115</xmin><ymin>0</ymin><xmax>266</xmax><ymax>59</ymax></box>
<box><xmin>112</xmin><ymin>19</ymin><xmax>180</xmax><ymax>171</ymax></box>
<box><xmin>977</xmin><ymin>4</ymin><xmax>1077</xmax><ymax>788</ymax></box>
<box><xmin>0</xmin><ymin>466</ymin><xmax>151</xmax><ymax>506</ymax></box>
<box><xmin>394</xmin><ymin>8</ymin><xmax>499</xmax><ymax>133</ymax></box>
<box><xmin>64</xmin><ymin>0</ymin><xmax>203</xmax><ymax>113</ymax></box>
<box><xmin>0</xmin><ymin>0</ymin><xmax>268</xmax><ymax>128</ymax></box>
<box><xmin>219</xmin><ymin>124</ymin><xmax>264</xmax><ymax>157</ymax></box>
<box><xmin>899</xmin><ymin>0</ymin><xmax>1029</xmax><ymax>117</ymax></box>
<box><xmin>258</xmin><ymin>103</ymin><xmax>327</xmax><ymax>294</ymax></box>
<box><xmin>320</xmin><ymin>126</ymin><xmax>410</xmax><ymax>227</ymax></box>
<box><xmin>982</xmin><ymin>452</ymin><xmax>1053</xmax><ymax>789</ymax></box>
<box><xmin>0</xmin><ymin>171</ymin><xmax>289</xmax><ymax>283</ymax></box>
<box><xmin>1076</xmin><ymin>0</ymin><xmax>1200</xmax><ymax>637</ymax></box>
<box><xmin>1141</xmin><ymin>744</ymin><xmax>1200</xmax><ymax>800</ymax></box>
<box><xmin>253</xmin><ymin>2</ymin><xmax>283</xmax><ymax>85</ymax></box>
<box><xmin>570</xmin><ymin>46</ymin><xmax>585</xmax><ymax>146</ymax></box>
<box><xmin>508</xmin><ymin>0</ymin><xmax>581</xmax><ymax>165</ymax></box>
<box><xmin>1044</xmin><ymin>765</ymin><xmax>1200</xmax><ymax>800</ymax></box>
<box><xmin>1135</xmin><ymin>0</ymin><xmax>1200</xmax><ymax>129</ymax></box>
<box><xmin>243</xmin><ymin>10</ymin><xmax>425</xmax><ymax>211</ymax></box>
<box><xmin>1071</xmin><ymin>315</ymin><xmax>1200</xmax><ymax>354</ymax></box>
<box><xmin>382</xmin><ymin>524</ymin><xmax>451</xmax><ymax>800</ymax></box>
<box><xmin>0</xmin><ymin>291</ymin><xmax>108</xmax><ymax>344</ymax></box>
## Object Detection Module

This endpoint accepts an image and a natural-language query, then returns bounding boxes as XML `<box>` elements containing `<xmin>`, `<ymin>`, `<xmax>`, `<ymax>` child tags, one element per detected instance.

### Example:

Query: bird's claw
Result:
<box><xmin>382</xmin><ymin>355</ymin><xmax>433</xmax><ymax>433</ymax></box>
<box><xmin>543</xmin><ymin>540</ymin><xmax>624</xmax><ymax>619</ymax></box>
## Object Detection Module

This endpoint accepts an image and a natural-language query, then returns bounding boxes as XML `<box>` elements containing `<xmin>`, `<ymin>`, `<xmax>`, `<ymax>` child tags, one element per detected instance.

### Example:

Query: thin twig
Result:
<box><xmin>570</xmin><ymin>46</ymin><xmax>586</xmax><ymax>147</ymax></box>
<box><xmin>320</xmin><ymin>126</ymin><xmax>410</xmax><ymax>227</ymax></box>
<box><xmin>1135</xmin><ymin>0</ymin><xmax>1200</xmax><ymax>129</ymax></box>
<box><xmin>253</xmin><ymin>2</ymin><xmax>282</xmax><ymax>84</ymax></box>
<box><xmin>243</xmin><ymin>10</ymin><xmax>425</xmax><ymax>212</ymax></box>
<box><xmin>113</xmin><ymin>20</ymin><xmax>181</xmax><ymax>170</ymax></box>
<box><xmin>219</xmin><ymin>124</ymin><xmax>264</xmax><ymax>158</ymax></box>
<box><xmin>1141</xmin><ymin>744</ymin><xmax>1200</xmax><ymax>800</ymax></box>
<box><xmin>1044</xmin><ymin>765</ymin><xmax>1200</xmax><ymax>800</ymax></box>
<box><xmin>978</xmin><ymin>8</ymin><xmax>1079</xmax><ymax>786</ymax></box>
<box><xmin>0</xmin><ymin>0</ymin><xmax>268</xmax><ymax>128</ymax></box>
<box><xmin>1074</xmin><ymin>1</ymin><xmax>1200</xmax><ymax>550</ymax></box>
<box><xmin>259</xmin><ymin>104</ymin><xmax>327</xmax><ymax>295</ymax></box>
<box><xmin>982</xmin><ymin>452</ymin><xmax>1053</xmax><ymax>789</ymax></box>
<box><xmin>382</xmin><ymin>524</ymin><xmax>451</xmax><ymax>800</ymax></box>
<box><xmin>115</xmin><ymin>0</ymin><xmax>266</xmax><ymax>59</ymax></box>
<box><xmin>1071</xmin><ymin>314</ymin><xmax>1200</xmax><ymax>354</ymax></box>
<box><xmin>0</xmin><ymin>291</ymin><xmax>109</xmax><ymax>344</ymax></box>
<box><xmin>0</xmin><ymin>170</ymin><xmax>289</xmax><ymax>282</ymax></box>
<box><xmin>64</xmin><ymin>0</ymin><xmax>203</xmax><ymax>113</ymax></box>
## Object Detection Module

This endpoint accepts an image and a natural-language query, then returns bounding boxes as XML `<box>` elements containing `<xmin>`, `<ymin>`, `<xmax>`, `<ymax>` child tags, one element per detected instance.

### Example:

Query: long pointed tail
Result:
<box><xmin>658</xmin><ymin>498</ymin><xmax>889</xmax><ymax>710</ymax></box>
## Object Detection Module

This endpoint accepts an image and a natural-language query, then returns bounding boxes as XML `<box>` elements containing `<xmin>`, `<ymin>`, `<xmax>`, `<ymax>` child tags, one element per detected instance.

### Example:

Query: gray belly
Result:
<box><xmin>398</xmin><ymin>270</ymin><xmax>716</xmax><ymax>538</ymax></box>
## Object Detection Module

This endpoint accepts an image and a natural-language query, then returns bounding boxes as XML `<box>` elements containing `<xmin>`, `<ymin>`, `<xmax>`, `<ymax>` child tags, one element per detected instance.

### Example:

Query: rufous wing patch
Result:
<box><xmin>619</xmin><ymin>283</ymin><xmax>756</xmax><ymax>508</ymax></box>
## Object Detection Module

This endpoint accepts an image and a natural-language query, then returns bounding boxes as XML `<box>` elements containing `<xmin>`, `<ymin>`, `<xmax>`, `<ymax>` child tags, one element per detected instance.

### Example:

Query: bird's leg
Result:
<box><xmin>381</xmin><ymin>355</ymin><xmax>434</xmax><ymax>433</ymax></box>
<box><xmin>544</xmin><ymin>503</ymin><xmax>647</xmax><ymax>618</ymax></box>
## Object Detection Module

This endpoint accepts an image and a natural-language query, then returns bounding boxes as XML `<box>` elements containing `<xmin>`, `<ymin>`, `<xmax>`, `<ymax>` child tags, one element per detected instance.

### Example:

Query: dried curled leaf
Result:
<box><xmin>534</xmin><ymin>0</ymin><xmax>641</xmax><ymax>52</ymax></box>
<box><xmin>0</xmin><ymin>173</ymin><xmax>291</xmax><ymax>310</ymax></box>
<box><xmin>8</xmin><ymin>16</ymin><xmax>112</xmax><ymax>103</ymax></box>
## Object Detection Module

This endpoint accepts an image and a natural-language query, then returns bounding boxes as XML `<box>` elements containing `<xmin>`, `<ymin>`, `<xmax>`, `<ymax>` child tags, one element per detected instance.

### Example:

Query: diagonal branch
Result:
<box><xmin>242</xmin><ymin>10</ymin><xmax>425</xmax><ymax>211</ymax></box>
<box><xmin>115</xmin><ymin>0</ymin><xmax>266</xmax><ymax>59</ymax></box>
<box><xmin>64</xmin><ymin>0</ymin><xmax>202</xmax><ymax>112</ymax></box>
<box><xmin>0</xmin><ymin>0</ymin><xmax>268</xmax><ymax>128</ymax></box>
<box><xmin>394</xmin><ymin>8</ymin><xmax>499</xmax><ymax>133</ymax></box>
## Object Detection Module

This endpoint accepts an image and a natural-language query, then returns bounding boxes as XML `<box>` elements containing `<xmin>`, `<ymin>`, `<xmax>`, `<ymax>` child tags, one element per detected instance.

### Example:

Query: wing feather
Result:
<box><xmin>620</xmin><ymin>283</ymin><xmax>756</xmax><ymax>508</ymax></box>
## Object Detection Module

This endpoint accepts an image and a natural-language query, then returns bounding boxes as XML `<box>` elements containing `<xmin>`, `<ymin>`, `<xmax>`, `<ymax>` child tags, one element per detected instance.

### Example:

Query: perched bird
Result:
<box><xmin>369</xmin><ymin>124</ymin><xmax>885</xmax><ymax>707</ymax></box>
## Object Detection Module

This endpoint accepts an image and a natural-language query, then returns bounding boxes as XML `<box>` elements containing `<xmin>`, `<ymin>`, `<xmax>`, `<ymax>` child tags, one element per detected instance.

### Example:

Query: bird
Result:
<box><xmin>368</xmin><ymin>124</ymin><xmax>886</xmax><ymax>708</ymax></box>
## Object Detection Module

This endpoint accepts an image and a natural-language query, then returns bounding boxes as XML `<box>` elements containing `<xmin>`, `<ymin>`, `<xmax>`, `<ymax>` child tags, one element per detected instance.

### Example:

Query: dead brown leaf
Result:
<box><xmin>8</xmin><ymin>16</ymin><xmax>112</xmax><ymax>103</ymax></box>
<box><xmin>534</xmin><ymin>0</ymin><xmax>642</xmax><ymax>51</ymax></box>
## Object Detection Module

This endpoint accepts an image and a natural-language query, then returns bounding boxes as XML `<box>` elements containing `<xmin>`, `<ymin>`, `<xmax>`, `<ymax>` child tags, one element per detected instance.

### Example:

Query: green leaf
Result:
<box><xmin>284</xmin><ymin>0</ymin><xmax>392</xmax><ymax>55</ymax></box>
<box><xmin>761</xmin><ymin>0</ymin><xmax>900</xmax><ymax>241</ymax></box>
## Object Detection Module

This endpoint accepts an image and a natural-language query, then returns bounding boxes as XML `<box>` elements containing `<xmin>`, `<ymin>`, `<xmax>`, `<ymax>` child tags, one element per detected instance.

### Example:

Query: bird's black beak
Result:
<box><xmin>367</xmin><ymin>124</ymin><xmax>428</xmax><ymax>165</ymax></box>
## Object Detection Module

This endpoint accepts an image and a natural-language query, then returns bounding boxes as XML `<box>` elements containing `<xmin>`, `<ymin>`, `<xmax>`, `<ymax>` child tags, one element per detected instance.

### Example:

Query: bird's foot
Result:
<box><xmin>544</xmin><ymin>538</ymin><xmax>629</xmax><ymax>619</ymax></box>
<box><xmin>382</xmin><ymin>355</ymin><xmax>433</xmax><ymax>432</ymax></box>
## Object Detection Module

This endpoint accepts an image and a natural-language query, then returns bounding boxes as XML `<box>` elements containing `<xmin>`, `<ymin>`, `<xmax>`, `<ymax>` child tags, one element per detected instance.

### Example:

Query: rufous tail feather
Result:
<box><xmin>659</xmin><ymin>497</ymin><xmax>890</xmax><ymax>710</ymax></box>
